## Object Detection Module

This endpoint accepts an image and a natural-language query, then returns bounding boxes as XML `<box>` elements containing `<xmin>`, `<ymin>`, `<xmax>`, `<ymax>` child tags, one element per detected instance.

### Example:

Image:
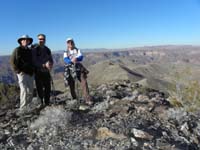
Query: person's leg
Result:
<box><xmin>17</xmin><ymin>73</ymin><xmax>27</xmax><ymax>110</ymax></box>
<box><xmin>26</xmin><ymin>74</ymin><xmax>34</xmax><ymax>105</ymax></box>
<box><xmin>79</xmin><ymin>72</ymin><xmax>92</xmax><ymax>103</ymax></box>
<box><xmin>68</xmin><ymin>76</ymin><xmax>77</xmax><ymax>99</ymax></box>
<box><xmin>17</xmin><ymin>73</ymin><xmax>34</xmax><ymax>110</ymax></box>
<box><xmin>43</xmin><ymin>72</ymin><xmax>51</xmax><ymax>105</ymax></box>
<box><xmin>35</xmin><ymin>73</ymin><xmax>44</xmax><ymax>104</ymax></box>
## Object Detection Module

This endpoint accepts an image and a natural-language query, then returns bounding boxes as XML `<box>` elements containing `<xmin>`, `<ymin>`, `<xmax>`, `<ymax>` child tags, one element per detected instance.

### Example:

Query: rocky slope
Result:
<box><xmin>0</xmin><ymin>80</ymin><xmax>200</xmax><ymax>150</ymax></box>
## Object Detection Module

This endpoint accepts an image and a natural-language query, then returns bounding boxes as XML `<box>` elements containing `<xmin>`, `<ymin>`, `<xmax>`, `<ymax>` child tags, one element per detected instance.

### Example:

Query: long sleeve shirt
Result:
<box><xmin>63</xmin><ymin>48</ymin><xmax>83</xmax><ymax>64</ymax></box>
<box><xmin>32</xmin><ymin>45</ymin><xmax>54</xmax><ymax>69</ymax></box>
<box><xmin>10</xmin><ymin>46</ymin><xmax>34</xmax><ymax>75</ymax></box>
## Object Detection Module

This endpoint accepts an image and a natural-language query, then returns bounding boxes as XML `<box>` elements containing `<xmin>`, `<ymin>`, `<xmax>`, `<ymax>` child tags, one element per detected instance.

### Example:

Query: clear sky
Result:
<box><xmin>0</xmin><ymin>0</ymin><xmax>200</xmax><ymax>55</ymax></box>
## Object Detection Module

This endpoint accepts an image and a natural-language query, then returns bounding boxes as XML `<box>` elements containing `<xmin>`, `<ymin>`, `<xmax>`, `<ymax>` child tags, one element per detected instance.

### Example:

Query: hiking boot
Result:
<box><xmin>15</xmin><ymin>107</ymin><xmax>30</xmax><ymax>116</ymax></box>
<box><xmin>85</xmin><ymin>100</ymin><xmax>93</xmax><ymax>106</ymax></box>
<box><xmin>37</xmin><ymin>103</ymin><xmax>45</xmax><ymax>109</ymax></box>
<box><xmin>85</xmin><ymin>96</ymin><xmax>94</xmax><ymax>106</ymax></box>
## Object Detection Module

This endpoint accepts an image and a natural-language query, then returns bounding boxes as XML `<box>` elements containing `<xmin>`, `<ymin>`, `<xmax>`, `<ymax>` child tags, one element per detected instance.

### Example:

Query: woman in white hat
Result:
<box><xmin>63</xmin><ymin>38</ymin><xmax>93</xmax><ymax>105</ymax></box>
<box><xmin>10</xmin><ymin>35</ymin><xmax>34</xmax><ymax>114</ymax></box>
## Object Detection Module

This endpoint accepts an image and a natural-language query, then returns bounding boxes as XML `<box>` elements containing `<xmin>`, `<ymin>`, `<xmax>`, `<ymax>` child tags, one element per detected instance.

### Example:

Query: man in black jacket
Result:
<box><xmin>32</xmin><ymin>34</ymin><xmax>53</xmax><ymax>107</ymax></box>
<box><xmin>10</xmin><ymin>35</ymin><xmax>34</xmax><ymax>112</ymax></box>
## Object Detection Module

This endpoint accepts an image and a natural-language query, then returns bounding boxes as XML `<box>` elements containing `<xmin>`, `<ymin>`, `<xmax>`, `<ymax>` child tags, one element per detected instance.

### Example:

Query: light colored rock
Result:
<box><xmin>95</xmin><ymin>127</ymin><xmax>126</xmax><ymax>140</ymax></box>
<box><xmin>106</xmin><ymin>90</ymin><xmax>117</xmax><ymax>97</ymax></box>
<box><xmin>79</xmin><ymin>105</ymin><xmax>90</xmax><ymax>111</ymax></box>
<box><xmin>138</xmin><ymin>95</ymin><xmax>149</xmax><ymax>102</ymax></box>
<box><xmin>180</xmin><ymin>122</ymin><xmax>190</xmax><ymax>136</ymax></box>
<box><xmin>30</xmin><ymin>106</ymin><xmax>71</xmax><ymax>131</ymax></box>
<box><xmin>130</xmin><ymin>137</ymin><xmax>138</xmax><ymax>147</ymax></box>
<box><xmin>131</xmin><ymin>128</ymin><xmax>153</xmax><ymax>140</ymax></box>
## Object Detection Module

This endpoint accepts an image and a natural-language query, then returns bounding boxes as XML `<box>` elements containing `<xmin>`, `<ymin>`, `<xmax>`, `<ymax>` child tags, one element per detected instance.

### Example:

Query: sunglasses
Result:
<box><xmin>39</xmin><ymin>38</ymin><xmax>45</xmax><ymax>41</ymax></box>
<box><xmin>22</xmin><ymin>39</ymin><xmax>30</xmax><ymax>41</ymax></box>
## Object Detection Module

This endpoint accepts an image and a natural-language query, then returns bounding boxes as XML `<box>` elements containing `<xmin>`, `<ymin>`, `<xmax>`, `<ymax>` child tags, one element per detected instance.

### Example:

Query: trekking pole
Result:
<box><xmin>50</xmin><ymin>73</ymin><xmax>56</xmax><ymax>104</ymax></box>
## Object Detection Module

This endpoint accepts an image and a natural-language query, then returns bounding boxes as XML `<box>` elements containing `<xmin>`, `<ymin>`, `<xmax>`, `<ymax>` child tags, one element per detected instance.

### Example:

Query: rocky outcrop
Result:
<box><xmin>0</xmin><ymin>80</ymin><xmax>199</xmax><ymax>150</ymax></box>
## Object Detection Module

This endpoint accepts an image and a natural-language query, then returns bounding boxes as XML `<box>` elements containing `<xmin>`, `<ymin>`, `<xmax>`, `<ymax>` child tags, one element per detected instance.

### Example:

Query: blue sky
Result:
<box><xmin>0</xmin><ymin>0</ymin><xmax>200</xmax><ymax>55</ymax></box>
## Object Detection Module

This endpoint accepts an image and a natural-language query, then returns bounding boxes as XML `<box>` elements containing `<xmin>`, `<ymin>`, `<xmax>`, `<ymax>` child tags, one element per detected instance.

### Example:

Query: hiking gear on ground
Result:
<box><xmin>17</xmin><ymin>72</ymin><xmax>34</xmax><ymax>109</ymax></box>
<box><xmin>35</xmin><ymin>71</ymin><xmax>51</xmax><ymax>106</ymax></box>
<box><xmin>63</xmin><ymin>48</ymin><xmax>83</xmax><ymax>64</ymax></box>
<box><xmin>66</xmin><ymin>38</ymin><xmax>74</xmax><ymax>43</ymax></box>
<box><xmin>17</xmin><ymin>35</ymin><xmax>33</xmax><ymax>45</ymax></box>
<box><xmin>10</xmin><ymin>46</ymin><xmax>34</xmax><ymax>75</ymax></box>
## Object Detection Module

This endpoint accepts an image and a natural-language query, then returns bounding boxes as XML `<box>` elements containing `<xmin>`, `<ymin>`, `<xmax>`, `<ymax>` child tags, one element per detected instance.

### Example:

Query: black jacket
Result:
<box><xmin>10</xmin><ymin>46</ymin><xmax>34</xmax><ymax>75</ymax></box>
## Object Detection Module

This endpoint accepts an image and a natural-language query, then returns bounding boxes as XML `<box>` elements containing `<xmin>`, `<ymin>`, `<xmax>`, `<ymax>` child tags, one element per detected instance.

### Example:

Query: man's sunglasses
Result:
<box><xmin>39</xmin><ymin>38</ymin><xmax>45</xmax><ymax>41</ymax></box>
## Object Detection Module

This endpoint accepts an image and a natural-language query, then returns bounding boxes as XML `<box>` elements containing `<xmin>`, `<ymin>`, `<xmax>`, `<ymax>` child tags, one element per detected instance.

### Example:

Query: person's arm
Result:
<box><xmin>46</xmin><ymin>47</ymin><xmax>54</xmax><ymax>65</ymax></box>
<box><xmin>75</xmin><ymin>49</ymin><xmax>84</xmax><ymax>61</ymax></box>
<box><xmin>10</xmin><ymin>48</ymin><xmax>21</xmax><ymax>73</ymax></box>
<box><xmin>63</xmin><ymin>51</ymin><xmax>72</xmax><ymax>64</ymax></box>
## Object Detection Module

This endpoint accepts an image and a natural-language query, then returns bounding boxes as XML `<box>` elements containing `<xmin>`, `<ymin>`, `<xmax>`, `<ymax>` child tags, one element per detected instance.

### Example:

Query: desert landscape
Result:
<box><xmin>0</xmin><ymin>45</ymin><xmax>200</xmax><ymax>149</ymax></box>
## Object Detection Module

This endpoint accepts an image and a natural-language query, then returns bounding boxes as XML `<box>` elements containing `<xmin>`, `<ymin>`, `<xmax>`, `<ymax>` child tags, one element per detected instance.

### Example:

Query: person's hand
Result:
<box><xmin>45</xmin><ymin>61</ymin><xmax>53</xmax><ymax>70</ymax></box>
<box><xmin>72</xmin><ymin>57</ymin><xmax>77</xmax><ymax>64</ymax></box>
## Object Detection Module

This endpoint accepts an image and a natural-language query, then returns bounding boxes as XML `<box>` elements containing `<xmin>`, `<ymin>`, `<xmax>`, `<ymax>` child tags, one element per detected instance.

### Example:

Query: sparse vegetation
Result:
<box><xmin>0</xmin><ymin>83</ymin><xmax>19</xmax><ymax>104</ymax></box>
<box><xmin>168</xmin><ymin>67</ymin><xmax>200</xmax><ymax>112</ymax></box>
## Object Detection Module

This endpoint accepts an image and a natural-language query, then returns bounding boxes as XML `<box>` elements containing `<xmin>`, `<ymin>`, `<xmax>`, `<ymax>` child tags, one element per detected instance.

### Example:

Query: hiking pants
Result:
<box><xmin>65</xmin><ymin>63</ymin><xmax>91</xmax><ymax>101</ymax></box>
<box><xmin>67</xmin><ymin>71</ymin><xmax>91</xmax><ymax>101</ymax></box>
<box><xmin>35</xmin><ymin>71</ymin><xmax>51</xmax><ymax>105</ymax></box>
<box><xmin>17</xmin><ymin>72</ymin><xmax>34</xmax><ymax>110</ymax></box>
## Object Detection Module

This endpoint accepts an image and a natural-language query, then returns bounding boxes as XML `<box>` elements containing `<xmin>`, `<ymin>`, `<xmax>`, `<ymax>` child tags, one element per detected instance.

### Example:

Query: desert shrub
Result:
<box><xmin>168</xmin><ymin>67</ymin><xmax>200</xmax><ymax>112</ymax></box>
<box><xmin>0</xmin><ymin>83</ymin><xmax>19</xmax><ymax>104</ymax></box>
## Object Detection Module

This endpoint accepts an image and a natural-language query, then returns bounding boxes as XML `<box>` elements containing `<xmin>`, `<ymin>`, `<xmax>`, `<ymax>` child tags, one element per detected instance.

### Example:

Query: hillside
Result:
<box><xmin>0</xmin><ymin>81</ymin><xmax>199</xmax><ymax>150</ymax></box>
<box><xmin>1</xmin><ymin>45</ymin><xmax>200</xmax><ymax>149</ymax></box>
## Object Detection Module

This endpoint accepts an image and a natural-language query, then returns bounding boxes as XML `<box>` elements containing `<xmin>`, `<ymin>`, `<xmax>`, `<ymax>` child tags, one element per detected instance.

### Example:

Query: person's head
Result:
<box><xmin>18</xmin><ymin>35</ymin><xmax>33</xmax><ymax>47</ymax></box>
<box><xmin>37</xmin><ymin>34</ymin><xmax>46</xmax><ymax>46</ymax></box>
<box><xmin>66</xmin><ymin>38</ymin><xmax>75</xmax><ymax>50</ymax></box>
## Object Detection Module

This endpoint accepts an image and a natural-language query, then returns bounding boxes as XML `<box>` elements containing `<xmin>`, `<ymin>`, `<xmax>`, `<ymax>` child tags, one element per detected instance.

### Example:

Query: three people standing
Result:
<box><xmin>11</xmin><ymin>35</ymin><xmax>92</xmax><ymax>114</ymax></box>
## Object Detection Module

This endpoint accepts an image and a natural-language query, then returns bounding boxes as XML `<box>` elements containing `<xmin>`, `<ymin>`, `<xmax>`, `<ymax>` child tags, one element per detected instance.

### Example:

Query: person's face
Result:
<box><xmin>21</xmin><ymin>39</ymin><xmax>30</xmax><ymax>47</ymax></box>
<box><xmin>67</xmin><ymin>41</ymin><xmax>74</xmax><ymax>50</ymax></box>
<box><xmin>38</xmin><ymin>35</ymin><xmax>46</xmax><ymax>46</ymax></box>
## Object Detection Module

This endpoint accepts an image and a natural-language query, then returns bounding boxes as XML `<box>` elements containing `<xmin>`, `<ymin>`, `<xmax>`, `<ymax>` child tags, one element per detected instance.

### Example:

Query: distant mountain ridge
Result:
<box><xmin>1</xmin><ymin>45</ymin><xmax>200</xmax><ymax>94</ymax></box>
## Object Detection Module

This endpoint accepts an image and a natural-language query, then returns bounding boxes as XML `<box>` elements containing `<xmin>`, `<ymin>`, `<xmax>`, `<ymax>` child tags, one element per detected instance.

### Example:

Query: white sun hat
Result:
<box><xmin>66</xmin><ymin>38</ymin><xmax>74</xmax><ymax>42</ymax></box>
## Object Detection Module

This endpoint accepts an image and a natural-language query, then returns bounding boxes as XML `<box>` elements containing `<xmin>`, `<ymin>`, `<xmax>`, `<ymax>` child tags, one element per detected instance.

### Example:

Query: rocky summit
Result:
<box><xmin>0</xmin><ymin>80</ymin><xmax>200</xmax><ymax>150</ymax></box>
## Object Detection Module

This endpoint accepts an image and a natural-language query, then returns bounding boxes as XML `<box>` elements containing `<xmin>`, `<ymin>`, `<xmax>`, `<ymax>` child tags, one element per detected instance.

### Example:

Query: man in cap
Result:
<box><xmin>10</xmin><ymin>35</ymin><xmax>34</xmax><ymax>113</ymax></box>
<box><xmin>32</xmin><ymin>34</ymin><xmax>53</xmax><ymax>107</ymax></box>
<box><xmin>64</xmin><ymin>38</ymin><xmax>93</xmax><ymax>105</ymax></box>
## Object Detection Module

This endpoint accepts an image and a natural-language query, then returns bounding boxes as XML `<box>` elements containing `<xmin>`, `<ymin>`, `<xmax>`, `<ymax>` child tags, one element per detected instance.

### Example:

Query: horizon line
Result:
<box><xmin>1</xmin><ymin>44</ymin><xmax>200</xmax><ymax>56</ymax></box>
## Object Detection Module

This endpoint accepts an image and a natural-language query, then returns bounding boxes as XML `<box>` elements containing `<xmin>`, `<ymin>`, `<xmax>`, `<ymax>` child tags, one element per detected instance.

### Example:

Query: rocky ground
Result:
<box><xmin>0</xmin><ymin>80</ymin><xmax>200</xmax><ymax>150</ymax></box>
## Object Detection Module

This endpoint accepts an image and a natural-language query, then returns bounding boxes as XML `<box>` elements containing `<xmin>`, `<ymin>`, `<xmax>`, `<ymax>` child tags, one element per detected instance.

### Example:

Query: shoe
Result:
<box><xmin>15</xmin><ymin>108</ymin><xmax>28</xmax><ymax>116</ymax></box>
<box><xmin>37</xmin><ymin>103</ymin><xmax>45</xmax><ymax>109</ymax></box>
<box><xmin>85</xmin><ymin>100</ymin><xmax>93</xmax><ymax>106</ymax></box>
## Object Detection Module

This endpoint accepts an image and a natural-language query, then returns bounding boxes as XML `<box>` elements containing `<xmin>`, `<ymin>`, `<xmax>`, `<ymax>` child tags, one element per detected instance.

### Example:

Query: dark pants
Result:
<box><xmin>66</xmin><ymin>64</ymin><xmax>91</xmax><ymax>102</ymax></box>
<box><xmin>35</xmin><ymin>71</ymin><xmax>51</xmax><ymax>105</ymax></box>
